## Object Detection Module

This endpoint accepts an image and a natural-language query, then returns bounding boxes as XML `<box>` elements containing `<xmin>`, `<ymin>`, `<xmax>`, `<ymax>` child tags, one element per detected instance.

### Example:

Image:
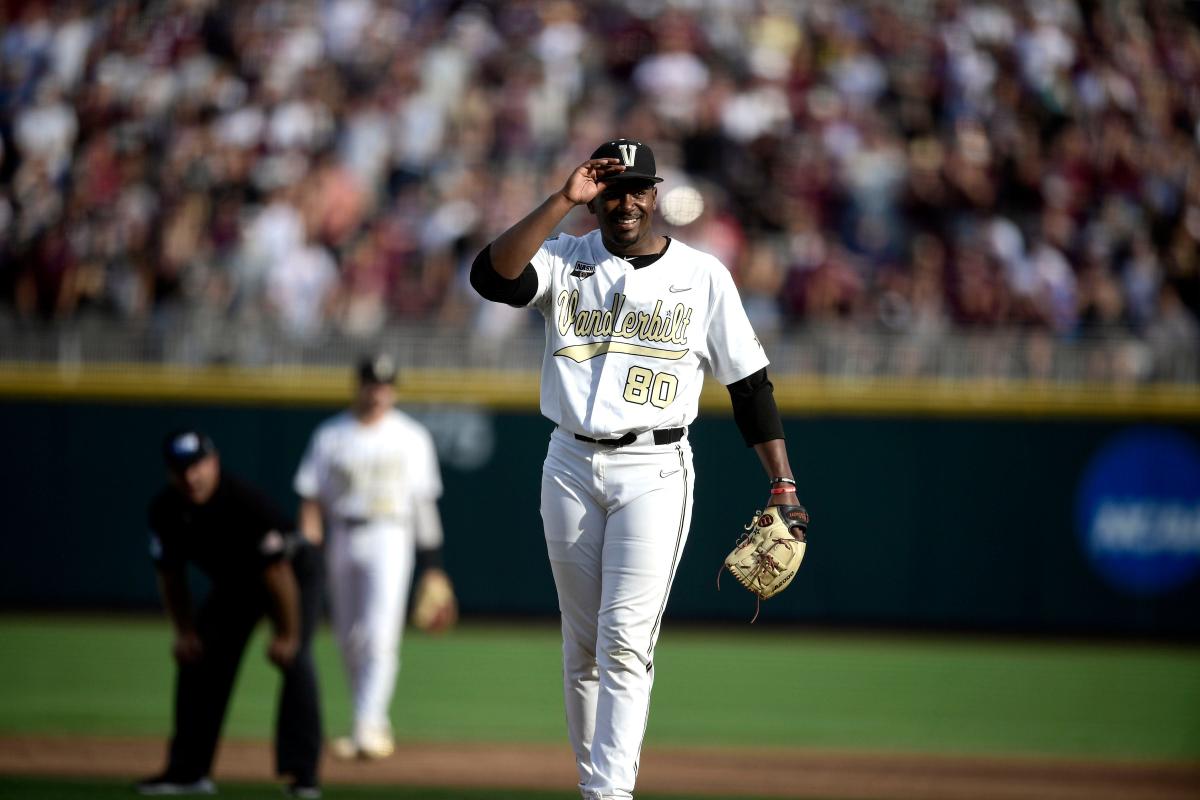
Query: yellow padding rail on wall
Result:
<box><xmin>1</xmin><ymin>362</ymin><xmax>1199</xmax><ymax>419</ymax></box>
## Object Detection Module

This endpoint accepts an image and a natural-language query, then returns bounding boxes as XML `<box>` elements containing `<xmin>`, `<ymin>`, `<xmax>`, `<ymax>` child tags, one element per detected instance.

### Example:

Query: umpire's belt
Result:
<box><xmin>573</xmin><ymin>427</ymin><xmax>685</xmax><ymax>448</ymax></box>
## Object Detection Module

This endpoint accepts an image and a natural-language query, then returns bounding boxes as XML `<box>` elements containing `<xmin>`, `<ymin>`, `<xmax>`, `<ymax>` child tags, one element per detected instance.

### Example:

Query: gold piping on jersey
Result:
<box><xmin>556</xmin><ymin>290</ymin><xmax>694</xmax><ymax>345</ymax></box>
<box><xmin>553</xmin><ymin>341</ymin><xmax>690</xmax><ymax>363</ymax></box>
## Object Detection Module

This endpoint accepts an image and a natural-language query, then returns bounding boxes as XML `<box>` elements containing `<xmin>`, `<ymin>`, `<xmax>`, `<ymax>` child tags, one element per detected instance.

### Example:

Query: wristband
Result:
<box><xmin>770</xmin><ymin>486</ymin><xmax>796</xmax><ymax>495</ymax></box>
<box><xmin>770</xmin><ymin>477</ymin><xmax>796</xmax><ymax>487</ymax></box>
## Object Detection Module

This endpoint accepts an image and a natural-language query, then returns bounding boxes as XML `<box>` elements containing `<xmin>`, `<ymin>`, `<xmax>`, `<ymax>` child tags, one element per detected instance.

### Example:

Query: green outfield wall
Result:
<box><xmin>2</xmin><ymin>367</ymin><xmax>1199</xmax><ymax>636</ymax></box>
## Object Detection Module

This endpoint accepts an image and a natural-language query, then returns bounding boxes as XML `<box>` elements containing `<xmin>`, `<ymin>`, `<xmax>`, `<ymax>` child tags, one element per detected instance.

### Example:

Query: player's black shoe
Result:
<box><xmin>134</xmin><ymin>773</ymin><xmax>217</xmax><ymax>795</ymax></box>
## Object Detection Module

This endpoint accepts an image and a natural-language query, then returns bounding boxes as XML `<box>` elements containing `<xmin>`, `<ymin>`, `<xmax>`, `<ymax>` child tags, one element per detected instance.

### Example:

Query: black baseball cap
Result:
<box><xmin>590</xmin><ymin>138</ymin><xmax>663</xmax><ymax>184</ymax></box>
<box><xmin>162</xmin><ymin>429</ymin><xmax>217</xmax><ymax>471</ymax></box>
<box><xmin>357</xmin><ymin>353</ymin><xmax>398</xmax><ymax>385</ymax></box>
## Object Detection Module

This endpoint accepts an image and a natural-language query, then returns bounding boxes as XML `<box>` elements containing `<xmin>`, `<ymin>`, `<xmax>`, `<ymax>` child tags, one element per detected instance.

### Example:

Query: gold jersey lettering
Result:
<box><xmin>575</xmin><ymin>307</ymin><xmax>594</xmax><ymax>336</ymax></box>
<box><xmin>620</xmin><ymin>307</ymin><xmax>640</xmax><ymax>335</ymax></box>
<box><xmin>556</xmin><ymin>289</ymin><xmax>578</xmax><ymax>336</ymax></box>
<box><xmin>647</xmin><ymin>301</ymin><xmax>665</xmax><ymax>341</ymax></box>
<box><xmin>555</xmin><ymin>289</ymin><xmax>693</xmax><ymax>360</ymax></box>
<box><xmin>597</xmin><ymin>294</ymin><xmax>622</xmax><ymax>336</ymax></box>
<box><xmin>671</xmin><ymin>304</ymin><xmax>692</xmax><ymax>343</ymax></box>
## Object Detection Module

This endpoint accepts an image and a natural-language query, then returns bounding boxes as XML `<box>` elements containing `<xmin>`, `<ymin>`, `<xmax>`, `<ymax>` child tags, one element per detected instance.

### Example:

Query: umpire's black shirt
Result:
<box><xmin>148</xmin><ymin>474</ymin><xmax>291</xmax><ymax>586</ymax></box>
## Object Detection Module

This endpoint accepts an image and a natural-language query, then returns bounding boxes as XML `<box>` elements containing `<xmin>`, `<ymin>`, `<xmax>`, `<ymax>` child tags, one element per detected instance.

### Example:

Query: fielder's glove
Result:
<box><xmin>721</xmin><ymin>504</ymin><xmax>809</xmax><ymax>622</ymax></box>
<box><xmin>411</xmin><ymin>569</ymin><xmax>458</xmax><ymax>633</ymax></box>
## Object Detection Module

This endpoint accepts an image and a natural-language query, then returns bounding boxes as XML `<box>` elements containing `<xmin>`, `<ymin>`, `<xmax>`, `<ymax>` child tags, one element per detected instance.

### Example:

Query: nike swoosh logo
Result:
<box><xmin>659</xmin><ymin>469</ymin><xmax>680</xmax><ymax>478</ymax></box>
<box><xmin>668</xmin><ymin>285</ymin><xmax>691</xmax><ymax>293</ymax></box>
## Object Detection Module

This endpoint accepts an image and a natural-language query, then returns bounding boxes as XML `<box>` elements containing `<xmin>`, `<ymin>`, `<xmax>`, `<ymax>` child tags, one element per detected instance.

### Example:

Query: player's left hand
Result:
<box><xmin>722</xmin><ymin>502</ymin><xmax>809</xmax><ymax>621</ymax></box>
<box><xmin>267</xmin><ymin>633</ymin><xmax>300</xmax><ymax>669</ymax></box>
<box><xmin>766</xmin><ymin>490</ymin><xmax>802</xmax><ymax>520</ymax></box>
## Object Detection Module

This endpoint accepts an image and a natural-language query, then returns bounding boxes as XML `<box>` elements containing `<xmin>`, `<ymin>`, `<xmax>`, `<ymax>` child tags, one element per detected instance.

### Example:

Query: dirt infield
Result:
<box><xmin>1</xmin><ymin>736</ymin><xmax>1198</xmax><ymax>800</ymax></box>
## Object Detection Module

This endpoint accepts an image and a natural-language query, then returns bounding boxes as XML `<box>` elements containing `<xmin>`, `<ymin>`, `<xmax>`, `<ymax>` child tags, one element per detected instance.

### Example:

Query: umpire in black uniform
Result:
<box><xmin>137</xmin><ymin>430</ymin><xmax>323</xmax><ymax>798</ymax></box>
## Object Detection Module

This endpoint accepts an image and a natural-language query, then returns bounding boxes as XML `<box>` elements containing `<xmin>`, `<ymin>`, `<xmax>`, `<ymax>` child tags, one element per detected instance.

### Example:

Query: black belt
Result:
<box><xmin>574</xmin><ymin>427</ymin><xmax>685</xmax><ymax>447</ymax></box>
<box><xmin>337</xmin><ymin>516</ymin><xmax>401</xmax><ymax>528</ymax></box>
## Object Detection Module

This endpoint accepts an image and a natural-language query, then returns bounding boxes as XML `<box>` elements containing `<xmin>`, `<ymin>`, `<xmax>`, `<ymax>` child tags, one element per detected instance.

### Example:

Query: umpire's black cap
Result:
<box><xmin>590</xmin><ymin>139</ymin><xmax>663</xmax><ymax>184</ymax></box>
<box><xmin>357</xmin><ymin>353</ymin><xmax>398</xmax><ymax>385</ymax></box>
<box><xmin>162</xmin><ymin>429</ymin><xmax>217</xmax><ymax>471</ymax></box>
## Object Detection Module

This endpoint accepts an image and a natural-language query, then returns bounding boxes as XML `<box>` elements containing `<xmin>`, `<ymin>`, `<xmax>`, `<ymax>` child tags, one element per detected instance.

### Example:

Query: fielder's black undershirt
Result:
<box><xmin>726</xmin><ymin>368</ymin><xmax>786</xmax><ymax>446</ymax></box>
<box><xmin>470</xmin><ymin>245</ymin><xmax>539</xmax><ymax>307</ymax></box>
<box><xmin>416</xmin><ymin>546</ymin><xmax>444</xmax><ymax>572</ymax></box>
<box><xmin>620</xmin><ymin>236</ymin><xmax>672</xmax><ymax>269</ymax></box>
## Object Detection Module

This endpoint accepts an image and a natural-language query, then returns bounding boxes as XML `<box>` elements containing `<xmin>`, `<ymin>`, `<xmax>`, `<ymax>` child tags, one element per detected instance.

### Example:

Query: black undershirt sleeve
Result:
<box><xmin>470</xmin><ymin>244</ymin><xmax>538</xmax><ymax>307</ymax></box>
<box><xmin>726</xmin><ymin>367</ymin><xmax>786</xmax><ymax>446</ymax></box>
<box><xmin>416</xmin><ymin>546</ymin><xmax>444</xmax><ymax>572</ymax></box>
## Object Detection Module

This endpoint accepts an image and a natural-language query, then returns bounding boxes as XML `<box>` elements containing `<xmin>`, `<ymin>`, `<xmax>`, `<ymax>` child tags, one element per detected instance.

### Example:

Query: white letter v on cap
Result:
<box><xmin>618</xmin><ymin>144</ymin><xmax>638</xmax><ymax>166</ymax></box>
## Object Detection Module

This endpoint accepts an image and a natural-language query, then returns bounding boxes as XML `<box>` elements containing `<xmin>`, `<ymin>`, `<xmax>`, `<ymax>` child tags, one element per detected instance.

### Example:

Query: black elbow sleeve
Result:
<box><xmin>416</xmin><ymin>546</ymin><xmax>444</xmax><ymax>572</ymax></box>
<box><xmin>470</xmin><ymin>245</ymin><xmax>538</xmax><ymax>307</ymax></box>
<box><xmin>728</xmin><ymin>368</ymin><xmax>786</xmax><ymax>446</ymax></box>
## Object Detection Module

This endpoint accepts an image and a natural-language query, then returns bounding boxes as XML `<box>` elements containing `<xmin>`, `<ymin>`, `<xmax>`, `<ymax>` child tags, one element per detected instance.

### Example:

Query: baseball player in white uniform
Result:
<box><xmin>294</xmin><ymin>354</ymin><xmax>449</xmax><ymax>760</ymax></box>
<box><xmin>470</xmin><ymin>139</ymin><xmax>804</xmax><ymax>800</ymax></box>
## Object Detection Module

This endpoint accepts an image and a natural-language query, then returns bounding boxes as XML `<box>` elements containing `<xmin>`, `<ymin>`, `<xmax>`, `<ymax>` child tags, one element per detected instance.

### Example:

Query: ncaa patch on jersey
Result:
<box><xmin>571</xmin><ymin>261</ymin><xmax>597</xmax><ymax>279</ymax></box>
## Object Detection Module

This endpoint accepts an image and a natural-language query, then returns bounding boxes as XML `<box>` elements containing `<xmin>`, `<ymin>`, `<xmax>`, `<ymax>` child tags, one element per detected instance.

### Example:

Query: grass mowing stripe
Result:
<box><xmin>0</xmin><ymin>617</ymin><xmax>1197</xmax><ymax>761</ymax></box>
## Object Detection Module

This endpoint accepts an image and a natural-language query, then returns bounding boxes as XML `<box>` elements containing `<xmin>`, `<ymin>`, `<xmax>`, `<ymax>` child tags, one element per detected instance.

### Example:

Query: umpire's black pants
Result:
<box><xmin>166</xmin><ymin>546</ymin><xmax>323</xmax><ymax>784</ymax></box>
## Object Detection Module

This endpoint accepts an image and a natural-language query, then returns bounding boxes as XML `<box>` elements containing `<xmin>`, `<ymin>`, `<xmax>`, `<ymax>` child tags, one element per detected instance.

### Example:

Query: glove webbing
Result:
<box><xmin>717</xmin><ymin>516</ymin><xmax>776</xmax><ymax>623</ymax></box>
<box><xmin>720</xmin><ymin>557</ymin><xmax>780</xmax><ymax>623</ymax></box>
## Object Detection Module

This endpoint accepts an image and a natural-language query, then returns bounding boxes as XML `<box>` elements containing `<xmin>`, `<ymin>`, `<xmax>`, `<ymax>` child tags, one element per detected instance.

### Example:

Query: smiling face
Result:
<box><xmin>590</xmin><ymin>179</ymin><xmax>662</xmax><ymax>256</ymax></box>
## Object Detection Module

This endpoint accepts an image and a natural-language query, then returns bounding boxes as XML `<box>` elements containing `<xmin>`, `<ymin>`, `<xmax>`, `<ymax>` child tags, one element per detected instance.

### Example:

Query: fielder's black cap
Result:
<box><xmin>162</xmin><ymin>429</ymin><xmax>217</xmax><ymax>471</ymax></box>
<box><xmin>590</xmin><ymin>138</ymin><xmax>663</xmax><ymax>184</ymax></box>
<box><xmin>357</xmin><ymin>352</ymin><xmax>398</xmax><ymax>384</ymax></box>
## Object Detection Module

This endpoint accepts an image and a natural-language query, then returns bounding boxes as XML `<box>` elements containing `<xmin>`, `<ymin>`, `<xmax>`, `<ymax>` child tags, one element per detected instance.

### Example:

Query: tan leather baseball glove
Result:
<box><xmin>411</xmin><ymin>569</ymin><xmax>458</xmax><ymax>633</ymax></box>
<box><xmin>722</xmin><ymin>504</ymin><xmax>809</xmax><ymax>621</ymax></box>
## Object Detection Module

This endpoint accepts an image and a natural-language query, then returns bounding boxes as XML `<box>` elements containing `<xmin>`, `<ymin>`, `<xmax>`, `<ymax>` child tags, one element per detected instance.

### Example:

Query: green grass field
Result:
<box><xmin>1</xmin><ymin>615</ymin><xmax>1198</xmax><ymax>799</ymax></box>
<box><xmin>2</xmin><ymin>615</ymin><xmax>1199</xmax><ymax>759</ymax></box>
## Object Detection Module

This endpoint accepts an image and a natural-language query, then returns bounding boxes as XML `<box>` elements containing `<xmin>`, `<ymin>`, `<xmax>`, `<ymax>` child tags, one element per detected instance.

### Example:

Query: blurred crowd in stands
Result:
<box><xmin>1</xmin><ymin>0</ymin><xmax>1199</xmax><ymax>379</ymax></box>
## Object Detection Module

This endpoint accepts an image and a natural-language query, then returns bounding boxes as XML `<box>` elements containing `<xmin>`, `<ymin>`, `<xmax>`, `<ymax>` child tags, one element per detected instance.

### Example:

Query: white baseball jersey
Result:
<box><xmin>294</xmin><ymin>409</ymin><xmax>442</xmax><ymax>534</ymax></box>
<box><xmin>524</xmin><ymin>230</ymin><xmax>768</xmax><ymax>438</ymax></box>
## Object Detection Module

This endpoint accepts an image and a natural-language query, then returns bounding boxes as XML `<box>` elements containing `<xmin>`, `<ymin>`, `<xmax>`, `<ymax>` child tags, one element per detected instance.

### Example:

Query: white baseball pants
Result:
<box><xmin>326</xmin><ymin>520</ymin><xmax>414</xmax><ymax>741</ymax></box>
<box><xmin>541</xmin><ymin>427</ymin><xmax>695</xmax><ymax>800</ymax></box>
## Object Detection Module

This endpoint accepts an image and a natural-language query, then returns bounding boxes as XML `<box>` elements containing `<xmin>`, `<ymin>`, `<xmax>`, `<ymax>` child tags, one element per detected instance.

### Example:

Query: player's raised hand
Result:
<box><xmin>561</xmin><ymin>158</ymin><xmax>625</xmax><ymax>206</ymax></box>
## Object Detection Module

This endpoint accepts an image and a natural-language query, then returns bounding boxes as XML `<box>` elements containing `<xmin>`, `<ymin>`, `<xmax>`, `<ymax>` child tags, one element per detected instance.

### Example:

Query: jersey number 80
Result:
<box><xmin>623</xmin><ymin>365</ymin><xmax>678</xmax><ymax>409</ymax></box>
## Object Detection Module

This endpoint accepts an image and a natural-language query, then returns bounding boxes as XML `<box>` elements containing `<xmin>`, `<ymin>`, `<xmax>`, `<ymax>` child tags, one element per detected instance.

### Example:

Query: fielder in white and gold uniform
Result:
<box><xmin>471</xmin><ymin>139</ymin><xmax>804</xmax><ymax>800</ymax></box>
<box><xmin>294</xmin><ymin>355</ymin><xmax>448</xmax><ymax>761</ymax></box>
